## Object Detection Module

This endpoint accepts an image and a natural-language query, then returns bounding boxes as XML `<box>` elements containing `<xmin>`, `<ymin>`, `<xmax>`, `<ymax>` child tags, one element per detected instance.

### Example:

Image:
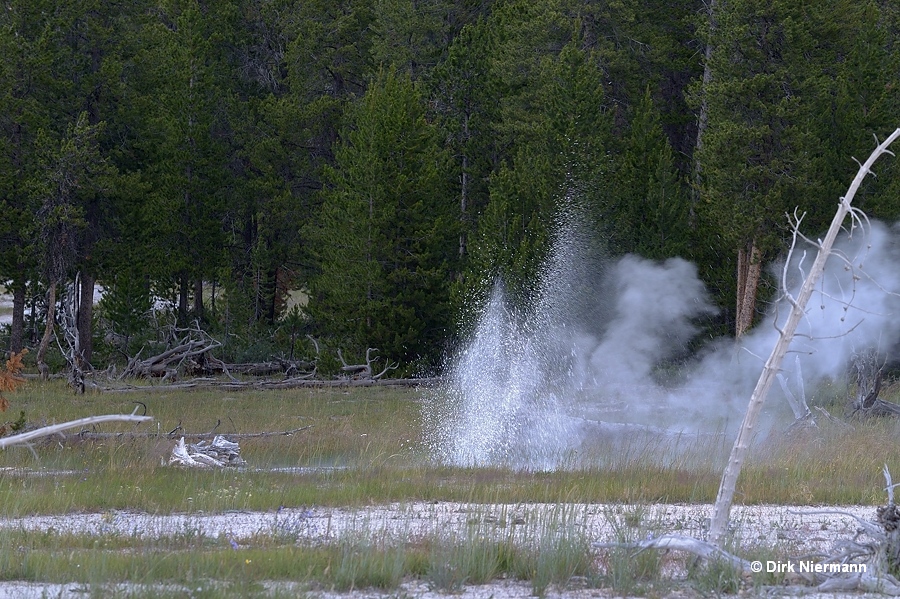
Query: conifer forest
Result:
<box><xmin>2</xmin><ymin>0</ymin><xmax>900</xmax><ymax>377</ymax></box>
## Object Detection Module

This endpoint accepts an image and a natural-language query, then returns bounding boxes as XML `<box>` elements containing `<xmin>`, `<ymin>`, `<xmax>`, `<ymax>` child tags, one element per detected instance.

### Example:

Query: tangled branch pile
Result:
<box><xmin>168</xmin><ymin>436</ymin><xmax>245</xmax><ymax>468</ymax></box>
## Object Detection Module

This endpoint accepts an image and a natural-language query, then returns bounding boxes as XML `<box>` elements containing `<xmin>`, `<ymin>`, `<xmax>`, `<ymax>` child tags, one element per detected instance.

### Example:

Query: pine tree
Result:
<box><xmin>609</xmin><ymin>87</ymin><xmax>689</xmax><ymax>259</ymax></box>
<box><xmin>223</xmin><ymin>0</ymin><xmax>377</xmax><ymax>335</ymax></box>
<box><xmin>29</xmin><ymin>113</ymin><xmax>113</xmax><ymax>376</ymax></box>
<box><xmin>52</xmin><ymin>0</ymin><xmax>148</xmax><ymax>364</ymax></box>
<box><xmin>431</xmin><ymin>18</ymin><xmax>499</xmax><ymax>269</ymax></box>
<box><xmin>812</xmin><ymin>1</ymin><xmax>899</xmax><ymax>220</ymax></box>
<box><xmin>465</xmin><ymin>15</ymin><xmax>611</xmax><ymax>304</ymax></box>
<box><xmin>309</xmin><ymin>68</ymin><xmax>454</xmax><ymax>370</ymax></box>
<box><xmin>132</xmin><ymin>0</ymin><xmax>236</xmax><ymax>325</ymax></box>
<box><xmin>0</xmin><ymin>0</ymin><xmax>69</xmax><ymax>352</ymax></box>
<box><xmin>693</xmin><ymin>0</ymin><xmax>886</xmax><ymax>335</ymax></box>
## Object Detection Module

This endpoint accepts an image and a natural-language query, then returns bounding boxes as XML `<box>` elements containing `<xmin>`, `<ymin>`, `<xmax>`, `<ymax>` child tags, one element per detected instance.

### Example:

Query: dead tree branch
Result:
<box><xmin>778</xmin><ymin>355</ymin><xmax>815</xmax><ymax>430</ymax></box>
<box><xmin>57</xmin><ymin>273</ymin><xmax>88</xmax><ymax>393</ymax></box>
<box><xmin>597</xmin><ymin>468</ymin><xmax>900</xmax><ymax>594</ymax></box>
<box><xmin>337</xmin><ymin>348</ymin><xmax>398</xmax><ymax>380</ymax></box>
<box><xmin>63</xmin><ymin>425</ymin><xmax>313</xmax><ymax>441</ymax></box>
<box><xmin>121</xmin><ymin>322</ymin><xmax>223</xmax><ymax>379</ymax></box>
<box><xmin>96</xmin><ymin>376</ymin><xmax>439</xmax><ymax>393</ymax></box>
<box><xmin>593</xmin><ymin>534</ymin><xmax>751</xmax><ymax>571</ymax></box>
<box><xmin>0</xmin><ymin>413</ymin><xmax>153</xmax><ymax>449</ymax></box>
<box><xmin>800</xmin><ymin>466</ymin><xmax>900</xmax><ymax>593</ymax></box>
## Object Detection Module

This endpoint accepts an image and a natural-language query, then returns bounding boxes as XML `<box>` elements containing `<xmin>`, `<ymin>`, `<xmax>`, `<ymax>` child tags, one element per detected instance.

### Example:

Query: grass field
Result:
<box><xmin>1</xmin><ymin>379</ymin><xmax>899</xmax><ymax>597</ymax></box>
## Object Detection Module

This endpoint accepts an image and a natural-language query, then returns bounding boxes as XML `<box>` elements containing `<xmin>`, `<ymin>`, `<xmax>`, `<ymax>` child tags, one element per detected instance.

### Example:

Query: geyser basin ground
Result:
<box><xmin>0</xmin><ymin>501</ymin><xmax>872</xmax><ymax>554</ymax></box>
<box><xmin>2</xmin><ymin>381</ymin><xmax>899</xmax><ymax>597</ymax></box>
<box><xmin>0</xmin><ymin>502</ymin><xmax>884</xmax><ymax>598</ymax></box>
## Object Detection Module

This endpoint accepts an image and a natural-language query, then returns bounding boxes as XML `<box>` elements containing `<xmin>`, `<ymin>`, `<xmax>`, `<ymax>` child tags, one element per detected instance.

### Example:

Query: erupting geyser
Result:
<box><xmin>424</xmin><ymin>214</ymin><xmax>900</xmax><ymax>470</ymax></box>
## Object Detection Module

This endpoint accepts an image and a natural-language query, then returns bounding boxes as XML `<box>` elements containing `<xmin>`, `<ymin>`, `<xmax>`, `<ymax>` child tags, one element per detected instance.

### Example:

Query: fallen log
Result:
<box><xmin>96</xmin><ymin>376</ymin><xmax>442</xmax><ymax>393</ymax></box>
<box><xmin>63</xmin><ymin>425</ymin><xmax>313</xmax><ymax>441</ymax></box>
<box><xmin>0</xmin><ymin>414</ymin><xmax>153</xmax><ymax>449</ymax></box>
<box><xmin>209</xmin><ymin>360</ymin><xmax>317</xmax><ymax>377</ymax></box>
<box><xmin>593</xmin><ymin>533</ymin><xmax>751</xmax><ymax>572</ymax></box>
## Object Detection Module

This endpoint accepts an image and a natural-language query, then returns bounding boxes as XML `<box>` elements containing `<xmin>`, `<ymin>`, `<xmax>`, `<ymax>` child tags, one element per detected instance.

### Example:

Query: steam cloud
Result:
<box><xmin>425</xmin><ymin>218</ymin><xmax>900</xmax><ymax>468</ymax></box>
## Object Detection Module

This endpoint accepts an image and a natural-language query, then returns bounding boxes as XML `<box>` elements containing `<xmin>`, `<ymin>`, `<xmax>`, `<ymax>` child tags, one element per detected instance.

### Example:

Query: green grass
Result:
<box><xmin>2</xmin><ymin>379</ymin><xmax>900</xmax><ymax>595</ymax></box>
<box><xmin>0</xmin><ymin>504</ymin><xmax>598</xmax><ymax>596</ymax></box>
<box><xmin>2</xmin><ymin>380</ymin><xmax>900</xmax><ymax>512</ymax></box>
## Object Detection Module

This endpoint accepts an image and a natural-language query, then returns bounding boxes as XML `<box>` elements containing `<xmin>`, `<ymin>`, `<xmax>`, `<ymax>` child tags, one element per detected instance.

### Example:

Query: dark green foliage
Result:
<box><xmin>29</xmin><ymin>113</ymin><xmax>112</xmax><ymax>283</ymax></box>
<box><xmin>97</xmin><ymin>267</ymin><xmax>154</xmax><ymax>354</ymax></box>
<box><xmin>696</xmin><ymin>0</ymin><xmax>826</xmax><ymax>257</ymax></box>
<box><xmin>431</xmin><ymin>17</ymin><xmax>499</xmax><ymax>269</ymax></box>
<box><xmin>464</xmin><ymin>14</ymin><xmax>611</xmax><ymax>305</ymax></box>
<box><xmin>693</xmin><ymin>0</ymin><xmax>900</xmax><ymax>325</ymax></box>
<box><xmin>130</xmin><ymin>0</ymin><xmax>236</xmax><ymax>322</ymax></box>
<box><xmin>606</xmin><ymin>87</ymin><xmax>690</xmax><ymax>259</ymax></box>
<box><xmin>1</xmin><ymin>0</ymin><xmax>899</xmax><ymax>372</ymax></box>
<box><xmin>309</xmin><ymin>67</ymin><xmax>454</xmax><ymax>370</ymax></box>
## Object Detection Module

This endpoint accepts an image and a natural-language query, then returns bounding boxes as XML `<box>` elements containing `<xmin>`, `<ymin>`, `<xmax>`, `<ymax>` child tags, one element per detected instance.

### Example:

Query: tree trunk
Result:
<box><xmin>690</xmin><ymin>0</ymin><xmax>716</xmax><ymax>216</ymax></box>
<box><xmin>28</xmin><ymin>284</ymin><xmax>38</xmax><ymax>345</ymax></box>
<box><xmin>9</xmin><ymin>276</ymin><xmax>25</xmax><ymax>354</ymax></box>
<box><xmin>193</xmin><ymin>278</ymin><xmax>204</xmax><ymax>322</ymax></box>
<box><xmin>36</xmin><ymin>280</ymin><xmax>58</xmax><ymax>380</ymax></box>
<box><xmin>78</xmin><ymin>271</ymin><xmax>94</xmax><ymax>366</ymax></box>
<box><xmin>735</xmin><ymin>240</ymin><xmax>761</xmax><ymax>337</ymax></box>
<box><xmin>178</xmin><ymin>274</ymin><xmax>189</xmax><ymax>325</ymax></box>
<box><xmin>265</xmin><ymin>268</ymin><xmax>278</xmax><ymax>324</ymax></box>
<box><xmin>460</xmin><ymin>112</ymin><xmax>470</xmax><ymax>259</ymax></box>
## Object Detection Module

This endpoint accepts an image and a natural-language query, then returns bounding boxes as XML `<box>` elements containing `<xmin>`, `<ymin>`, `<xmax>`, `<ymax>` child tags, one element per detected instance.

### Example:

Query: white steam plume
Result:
<box><xmin>425</xmin><ymin>217</ymin><xmax>900</xmax><ymax>469</ymax></box>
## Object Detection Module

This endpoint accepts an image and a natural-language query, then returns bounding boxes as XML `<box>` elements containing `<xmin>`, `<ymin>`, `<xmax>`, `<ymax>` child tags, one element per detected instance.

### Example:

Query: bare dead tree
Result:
<box><xmin>709</xmin><ymin>129</ymin><xmax>900</xmax><ymax>547</ymax></box>
<box><xmin>57</xmin><ymin>272</ymin><xmax>88</xmax><ymax>393</ymax></box>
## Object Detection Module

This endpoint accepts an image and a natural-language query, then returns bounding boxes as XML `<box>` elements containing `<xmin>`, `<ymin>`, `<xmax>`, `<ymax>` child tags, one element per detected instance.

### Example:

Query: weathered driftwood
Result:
<box><xmin>593</xmin><ymin>534</ymin><xmax>751</xmax><ymax>572</ymax></box>
<box><xmin>168</xmin><ymin>436</ymin><xmax>245</xmax><ymax>468</ymax></box>
<box><xmin>120</xmin><ymin>323</ymin><xmax>227</xmax><ymax>380</ymax></box>
<box><xmin>123</xmin><ymin>339</ymin><xmax>219</xmax><ymax>379</ymax></box>
<box><xmin>793</xmin><ymin>467</ymin><xmax>900</xmax><ymax>593</ymax></box>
